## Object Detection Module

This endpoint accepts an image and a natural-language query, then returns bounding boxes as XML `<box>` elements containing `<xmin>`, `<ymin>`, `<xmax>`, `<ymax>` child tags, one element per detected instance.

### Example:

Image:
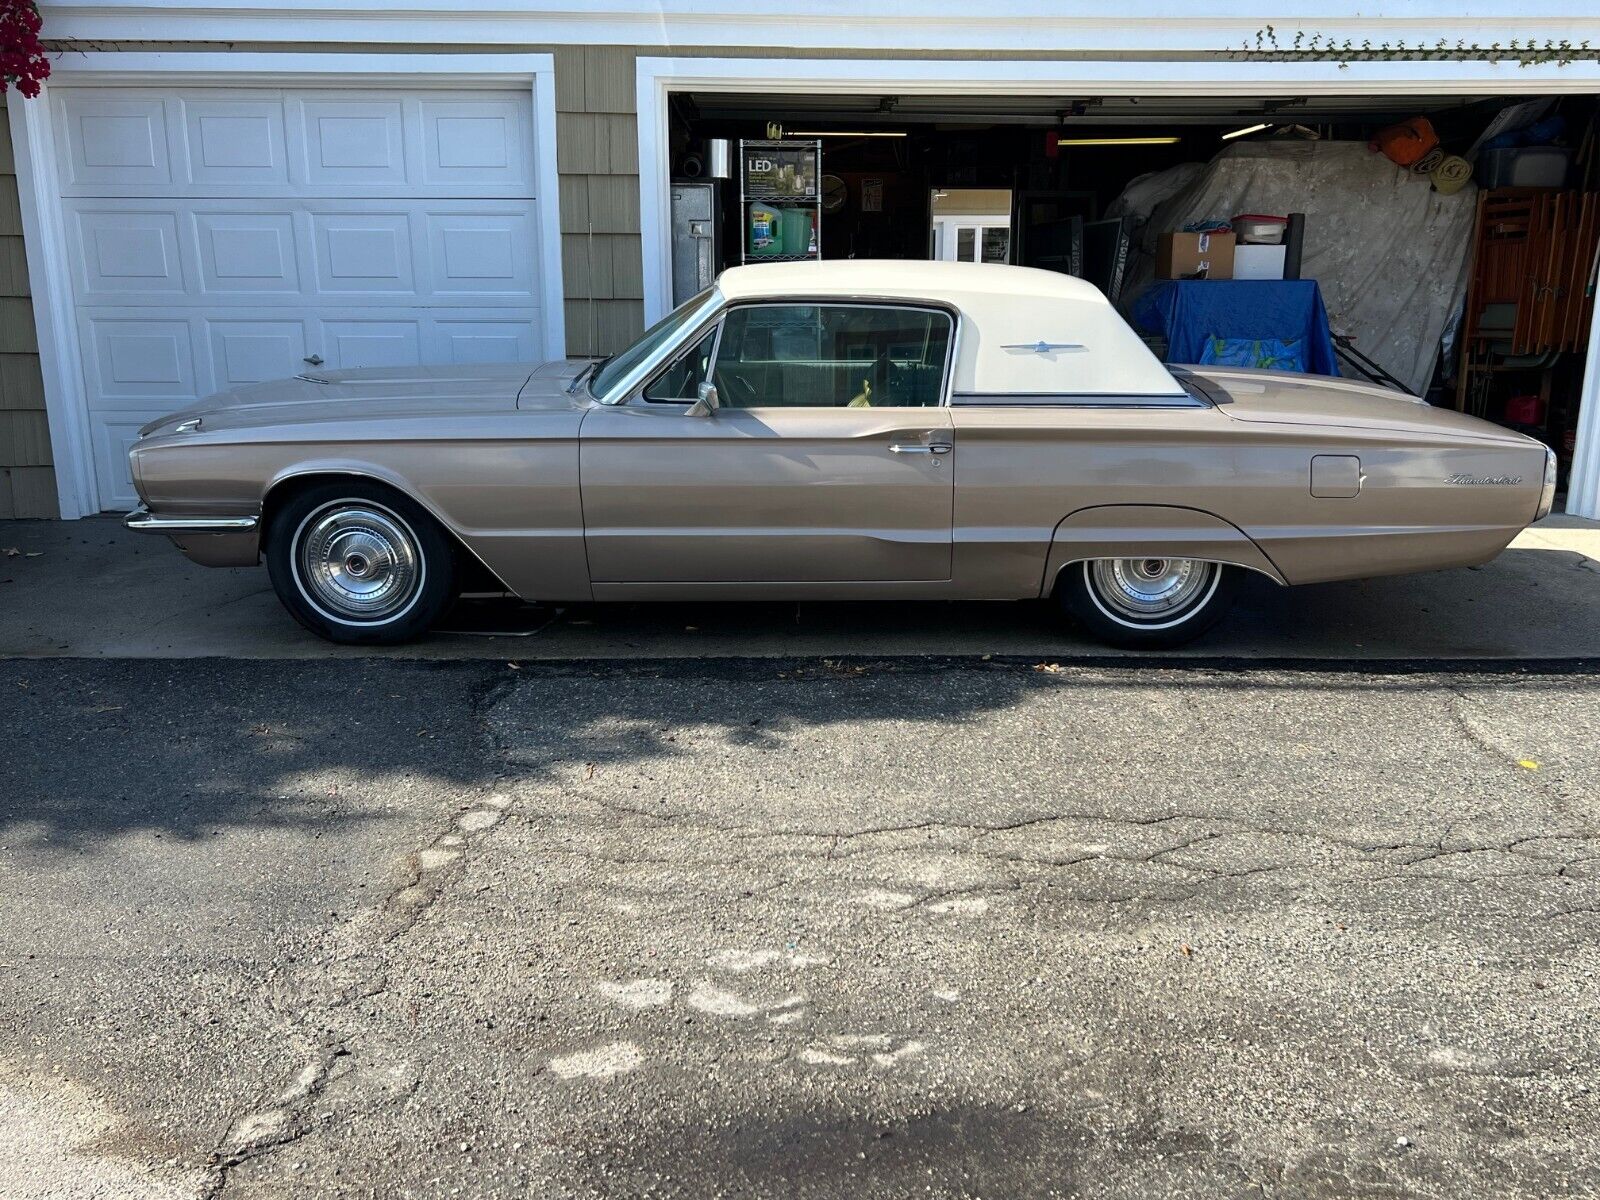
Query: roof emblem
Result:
<box><xmin>1003</xmin><ymin>340</ymin><xmax>1087</xmax><ymax>355</ymax></box>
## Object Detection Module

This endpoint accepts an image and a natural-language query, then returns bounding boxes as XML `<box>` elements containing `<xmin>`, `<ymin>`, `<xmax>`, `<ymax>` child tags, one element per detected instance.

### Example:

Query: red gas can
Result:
<box><xmin>1504</xmin><ymin>394</ymin><xmax>1544</xmax><ymax>425</ymax></box>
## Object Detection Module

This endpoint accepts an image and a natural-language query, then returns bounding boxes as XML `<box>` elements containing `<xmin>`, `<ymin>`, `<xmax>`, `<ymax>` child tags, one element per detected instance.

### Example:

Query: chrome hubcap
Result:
<box><xmin>295</xmin><ymin>504</ymin><xmax>421</xmax><ymax>621</ymax></box>
<box><xmin>1090</xmin><ymin>557</ymin><xmax>1215</xmax><ymax>620</ymax></box>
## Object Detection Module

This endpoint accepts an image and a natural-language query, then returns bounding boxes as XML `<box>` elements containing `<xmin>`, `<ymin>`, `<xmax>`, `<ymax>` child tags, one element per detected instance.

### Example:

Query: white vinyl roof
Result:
<box><xmin>716</xmin><ymin>260</ymin><xmax>1184</xmax><ymax>397</ymax></box>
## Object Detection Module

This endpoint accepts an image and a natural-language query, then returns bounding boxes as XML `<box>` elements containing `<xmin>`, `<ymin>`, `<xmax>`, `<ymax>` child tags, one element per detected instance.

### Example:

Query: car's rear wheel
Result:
<box><xmin>1058</xmin><ymin>557</ymin><xmax>1236</xmax><ymax>649</ymax></box>
<box><xmin>265</xmin><ymin>480</ymin><xmax>456</xmax><ymax>645</ymax></box>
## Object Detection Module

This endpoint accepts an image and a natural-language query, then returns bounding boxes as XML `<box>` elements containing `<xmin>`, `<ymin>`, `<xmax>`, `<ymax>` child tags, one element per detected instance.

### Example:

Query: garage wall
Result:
<box><xmin>555</xmin><ymin>46</ymin><xmax>644</xmax><ymax>357</ymax></box>
<box><xmin>0</xmin><ymin>94</ymin><xmax>56</xmax><ymax>519</ymax></box>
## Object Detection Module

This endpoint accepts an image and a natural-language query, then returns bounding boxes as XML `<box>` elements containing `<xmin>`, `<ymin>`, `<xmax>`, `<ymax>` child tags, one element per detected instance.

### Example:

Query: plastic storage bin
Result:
<box><xmin>1231</xmin><ymin>214</ymin><xmax>1288</xmax><ymax>245</ymax></box>
<box><xmin>1477</xmin><ymin>147</ymin><xmax>1571</xmax><ymax>189</ymax></box>
<box><xmin>781</xmin><ymin>208</ymin><xmax>814</xmax><ymax>255</ymax></box>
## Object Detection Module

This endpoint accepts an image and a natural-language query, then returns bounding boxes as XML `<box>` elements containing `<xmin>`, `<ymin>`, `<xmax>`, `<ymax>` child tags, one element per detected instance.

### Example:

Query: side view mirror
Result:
<box><xmin>686</xmin><ymin>381</ymin><xmax>720</xmax><ymax>417</ymax></box>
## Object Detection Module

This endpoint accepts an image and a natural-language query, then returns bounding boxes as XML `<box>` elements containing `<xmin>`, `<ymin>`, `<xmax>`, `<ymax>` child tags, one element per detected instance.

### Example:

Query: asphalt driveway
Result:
<box><xmin>4</xmin><ymin>656</ymin><xmax>1599</xmax><ymax>1198</ymax></box>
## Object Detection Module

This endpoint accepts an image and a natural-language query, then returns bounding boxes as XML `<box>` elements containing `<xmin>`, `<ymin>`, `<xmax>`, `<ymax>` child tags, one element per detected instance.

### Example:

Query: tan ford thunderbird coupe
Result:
<box><xmin>125</xmin><ymin>260</ymin><xmax>1555</xmax><ymax>648</ymax></box>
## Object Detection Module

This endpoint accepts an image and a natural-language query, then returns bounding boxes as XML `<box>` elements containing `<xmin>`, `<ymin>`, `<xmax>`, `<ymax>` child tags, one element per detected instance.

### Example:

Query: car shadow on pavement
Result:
<box><xmin>430</xmin><ymin>545</ymin><xmax>1600</xmax><ymax>661</ymax></box>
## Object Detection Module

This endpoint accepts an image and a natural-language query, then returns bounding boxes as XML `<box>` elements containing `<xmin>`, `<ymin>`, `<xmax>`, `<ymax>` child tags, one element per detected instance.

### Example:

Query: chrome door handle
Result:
<box><xmin>888</xmin><ymin>443</ymin><xmax>952</xmax><ymax>455</ymax></box>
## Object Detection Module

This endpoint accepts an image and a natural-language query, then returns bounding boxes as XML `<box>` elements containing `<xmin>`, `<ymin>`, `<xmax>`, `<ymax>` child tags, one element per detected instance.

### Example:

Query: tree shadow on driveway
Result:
<box><xmin>0</xmin><ymin>656</ymin><xmax>1064</xmax><ymax>854</ymax></box>
<box><xmin>0</xmin><ymin>658</ymin><xmax>506</xmax><ymax>853</ymax></box>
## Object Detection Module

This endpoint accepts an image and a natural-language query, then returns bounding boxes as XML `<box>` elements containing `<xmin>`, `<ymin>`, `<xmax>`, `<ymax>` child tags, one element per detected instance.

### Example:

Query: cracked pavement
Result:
<box><xmin>3</xmin><ymin>657</ymin><xmax>1599</xmax><ymax>1198</ymax></box>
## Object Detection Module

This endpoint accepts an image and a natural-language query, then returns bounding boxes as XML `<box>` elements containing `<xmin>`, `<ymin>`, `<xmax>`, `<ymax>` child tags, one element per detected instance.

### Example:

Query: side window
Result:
<box><xmin>642</xmin><ymin>328</ymin><xmax>717</xmax><ymax>402</ymax></box>
<box><xmin>711</xmin><ymin>304</ymin><xmax>951</xmax><ymax>409</ymax></box>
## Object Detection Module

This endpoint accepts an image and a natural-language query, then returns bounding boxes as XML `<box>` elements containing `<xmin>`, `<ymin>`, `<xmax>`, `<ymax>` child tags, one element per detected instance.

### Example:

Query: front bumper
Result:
<box><xmin>124</xmin><ymin>506</ymin><xmax>261</xmax><ymax>567</ymax></box>
<box><xmin>124</xmin><ymin>505</ymin><xmax>258</xmax><ymax>534</ymax></box>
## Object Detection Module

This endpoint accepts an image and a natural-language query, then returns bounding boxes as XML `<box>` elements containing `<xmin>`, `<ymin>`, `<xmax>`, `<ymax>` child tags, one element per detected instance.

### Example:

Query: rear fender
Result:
<box><xmin>1042</xmin><ymin>505</ymin><xmax>1286</xmax><ymax>594</ymax></box>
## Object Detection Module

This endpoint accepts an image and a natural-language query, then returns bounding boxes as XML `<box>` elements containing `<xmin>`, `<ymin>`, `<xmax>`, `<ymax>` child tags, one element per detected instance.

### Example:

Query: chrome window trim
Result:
<box><xmin>590</xmin><ymin>288</ymin><xmax>724</xmax><ymax>405</ymax></box>
<box><xmin>658</xmin><ymin>297</ymin><xmax>958</xmax><ymax>412</ymax></box>
<box><xmin>630</xmin><ymin>312</ymin><xmax>728</xmax><ymax>406</ymax></box>
<box><xmin>1171</xmin><ymin>372</ymin><xmax>1222</xmax><ymax>407</ymax></box>
<box><xmin>950</xmin><ymin>392</ymin><xmax>1207</xmax><ymax>409</ymax></box>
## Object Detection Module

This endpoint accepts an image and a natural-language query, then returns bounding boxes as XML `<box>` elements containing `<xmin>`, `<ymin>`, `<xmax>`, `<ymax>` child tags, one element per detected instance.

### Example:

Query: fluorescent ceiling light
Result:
<box><xmin>1221</xmin><ymin>123</ymin><xmax>1272</xmax><ymax>140</ymax></box>
<box><xmin>1054</xmin><ymin>136</ymin><xmax>1181</xmax><ymax>146</ymax></box>
<box><xmin>787</xmin><ymin>130</ymin><xmax>908</xmax><ymax>138</ymax></box>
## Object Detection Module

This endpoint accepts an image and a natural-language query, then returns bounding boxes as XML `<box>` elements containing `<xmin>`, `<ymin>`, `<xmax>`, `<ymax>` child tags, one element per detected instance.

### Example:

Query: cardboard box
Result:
<box><xmin>1157</xmin><ymin>230</ymin><xmax>1235</xmax><ymax>280</ymax></box>
<box><xmin>1233</xmin><ymin>243</ymin><xmax>1288</xmax><ymax>281</ymax></box>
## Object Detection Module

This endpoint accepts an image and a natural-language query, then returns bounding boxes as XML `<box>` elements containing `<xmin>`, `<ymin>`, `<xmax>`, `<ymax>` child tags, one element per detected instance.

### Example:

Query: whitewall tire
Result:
<box><xmin>1058</xmin><ymin>558</ymin><xmax>1236</xmax><ymax>649</ymax></box>
<box><xmin>266</xmin><ymin>480</ymin><xmax>457</xmax><ymax>645</ymax></box>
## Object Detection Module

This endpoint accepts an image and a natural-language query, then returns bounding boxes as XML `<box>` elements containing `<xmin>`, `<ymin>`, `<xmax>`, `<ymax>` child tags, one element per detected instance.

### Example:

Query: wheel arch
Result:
<box><xmin>1041</xmin><ymin>504</ymin><xmax>1287</xmax><ymax>596</ymax></box>
<box><xmin>260</xmin><ymin>467</ymin><xmax>512</xmax><ymax>593</ymax></box>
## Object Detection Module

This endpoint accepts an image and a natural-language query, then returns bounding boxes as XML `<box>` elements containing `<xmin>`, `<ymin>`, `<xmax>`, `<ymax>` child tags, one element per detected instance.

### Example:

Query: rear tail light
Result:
<box><xmin>1535</xmin><ymin>447</ymin><xmax>1557</xmax><ymax>521</ymax></box>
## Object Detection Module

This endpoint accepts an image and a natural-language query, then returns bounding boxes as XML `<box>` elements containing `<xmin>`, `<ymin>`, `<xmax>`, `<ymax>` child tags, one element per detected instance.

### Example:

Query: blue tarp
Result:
<box><xmin>1130</xmin><ymin>279</ymin><xmax>1339</xmax><ymax>377</ymax></box>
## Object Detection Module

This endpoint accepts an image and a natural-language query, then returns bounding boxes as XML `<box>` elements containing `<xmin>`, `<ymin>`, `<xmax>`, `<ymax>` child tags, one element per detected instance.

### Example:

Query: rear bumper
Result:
<box><xmin>124</xmin><ymin>506</ymin><xmax>261</xmax><ymax>567</ymax></box>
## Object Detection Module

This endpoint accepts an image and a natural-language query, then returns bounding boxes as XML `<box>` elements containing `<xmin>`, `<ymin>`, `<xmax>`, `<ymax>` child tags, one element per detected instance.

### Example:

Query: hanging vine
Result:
<box><xmin>0</xmin><ymin>0</ymin><xmax>48</xmax><ymax>98</ymax></box>
<box><xmin>1237</xmin><ymin>26</ymin><xmax>1597</xmax><ymax>69</ymax></box>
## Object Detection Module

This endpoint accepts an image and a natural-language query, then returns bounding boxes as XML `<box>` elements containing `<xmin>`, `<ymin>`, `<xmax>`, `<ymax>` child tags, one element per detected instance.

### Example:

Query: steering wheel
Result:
<box><xmin>716</xmin><ymin>370</ymin><xmax>760</xmax><ymax>408</ymax></box>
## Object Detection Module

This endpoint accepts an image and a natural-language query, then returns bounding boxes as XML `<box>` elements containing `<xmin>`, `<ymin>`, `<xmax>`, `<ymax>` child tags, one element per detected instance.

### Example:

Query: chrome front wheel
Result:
<box><xmin>293</xmin><ymin>503</ymin><xmax>424</xmax><ymax>625</ymax></box>
<box><xmin>266</xmin><ymin>481</ymin><xmax>457</xmax><ymax>645</ymax></box>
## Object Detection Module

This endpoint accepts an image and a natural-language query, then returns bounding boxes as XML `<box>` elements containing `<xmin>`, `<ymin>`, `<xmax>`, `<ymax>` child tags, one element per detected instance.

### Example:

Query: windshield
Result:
<box><xmin>590</xmin><ymin>288</ymin><xmax>719</xmax><ymax>402</ymax></box>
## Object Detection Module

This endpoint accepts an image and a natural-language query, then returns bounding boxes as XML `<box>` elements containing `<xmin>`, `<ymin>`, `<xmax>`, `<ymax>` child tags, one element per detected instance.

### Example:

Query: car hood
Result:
<box><xmin>1180</xmin><ymin>366</ymin><xmax>1538</xmax><ymax>447</ymax></box>
<box><xmin>139</xmin><ymin>359</ymin><xmax>590</xmax><ymax>437</ymax></box>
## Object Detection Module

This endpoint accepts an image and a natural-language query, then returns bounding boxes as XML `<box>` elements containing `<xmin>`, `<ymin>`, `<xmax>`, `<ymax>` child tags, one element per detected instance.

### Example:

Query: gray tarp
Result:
<box><xmin>1114</xmin><ymin>140</ymin><xmax>1479</xmax><ymax>394</ymax></box>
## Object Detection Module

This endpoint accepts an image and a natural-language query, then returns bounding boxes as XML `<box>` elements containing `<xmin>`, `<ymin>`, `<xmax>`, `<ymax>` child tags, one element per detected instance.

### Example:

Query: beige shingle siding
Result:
<box><xmin>0</xmin><ymin>297</ymin><xmax>37</xmax><ymax>353</ymax></box>
<box><xmin>1</xmin><ymin>353</ymin><xmax>43</xmax><ymax>410</ymax></box>
<box><xmin>0</xmin><ymin>235</ymin><xmax>28</xmax><ymax>295</ymax></box>
<box><xmin>604</xmin><ymin>115</ymin><xmax>639</xmax><ymax>174</ymax></box>
<box><xmin>0</xmin><ymin>95</ymin><xmax>56</xmax><ymax>518</ymax></box>
<box><xmin>556</xmin><ymin>112</ymin><xmax>608</xmax><ymax>175</ymax></box>
<box><xmin>556</xmin><ymin>47</ymin><xmax>645</xmax><ymax>357</ymax></box>
<box><xmin>0</xmin><ymin>410</ymin><xmax>50</xmax><ymax>464</ymax></box>
<box><xmin>579</xmin><ymin>47</ymin><xmax>637</xmax><ymax>116</ymax></box>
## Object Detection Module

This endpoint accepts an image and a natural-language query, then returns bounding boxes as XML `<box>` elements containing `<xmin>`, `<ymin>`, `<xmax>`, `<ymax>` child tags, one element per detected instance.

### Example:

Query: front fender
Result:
<box><xmin>260</xmin><ymin>454</ymin><xmax>592</xmax><ymax>603</ymax></box>
<box><xmin>1041</xmin><ymin>504</ymin><xmax>1287</xmax><ymax>595</ymax></box>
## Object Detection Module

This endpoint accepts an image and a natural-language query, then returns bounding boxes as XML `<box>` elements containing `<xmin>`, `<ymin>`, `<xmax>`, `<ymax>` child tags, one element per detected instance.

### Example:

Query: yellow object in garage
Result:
<box><xmin>1431</xmin><ymin>155</ymin><xmax>1473</xmax><ymax>195</ymax></box>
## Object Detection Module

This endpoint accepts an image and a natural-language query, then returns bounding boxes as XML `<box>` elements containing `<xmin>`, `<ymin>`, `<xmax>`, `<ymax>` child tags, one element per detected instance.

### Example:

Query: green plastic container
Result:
<box><xmin>781</xmin><ymin>208</ymin><xmax>814</xmax><ymax>255</ymax></box>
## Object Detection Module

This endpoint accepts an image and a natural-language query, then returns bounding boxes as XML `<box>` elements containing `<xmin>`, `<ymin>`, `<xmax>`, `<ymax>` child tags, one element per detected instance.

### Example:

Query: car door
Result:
<box><xmin>580</xmin><ymin>301</ymin><xmax>955</xmax><ymax>586</ymax></box>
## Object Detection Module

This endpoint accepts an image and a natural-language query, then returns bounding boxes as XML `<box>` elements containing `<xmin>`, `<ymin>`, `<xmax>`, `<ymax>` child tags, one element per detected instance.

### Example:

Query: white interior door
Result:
<box><xmin>52</xmin><ymin>86</ymin><xmax>545</xmax><ymax>509</ymax></box>
<box><xmin>934</xmin><ymin>219</ymin><xmax>1012</xmax><ymax>264</ymax></box>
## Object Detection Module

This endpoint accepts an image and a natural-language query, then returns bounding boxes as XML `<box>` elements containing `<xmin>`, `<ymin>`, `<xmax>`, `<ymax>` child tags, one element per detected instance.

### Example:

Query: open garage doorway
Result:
<box><xmin>637</xmin><ymin>59</ymin><xmax>1600</xmax><ymax>518</ymax></box>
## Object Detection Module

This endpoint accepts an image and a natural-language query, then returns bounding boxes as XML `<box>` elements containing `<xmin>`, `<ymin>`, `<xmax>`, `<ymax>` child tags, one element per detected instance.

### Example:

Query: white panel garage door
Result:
<box><xmin>52</xmin><ymin>87</ymin><xmax>545</xmax><ymax>509</ymax></box>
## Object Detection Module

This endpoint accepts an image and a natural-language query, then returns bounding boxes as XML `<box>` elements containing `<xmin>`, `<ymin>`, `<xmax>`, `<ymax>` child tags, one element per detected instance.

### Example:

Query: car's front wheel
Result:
<box><xmin>265</xmin><ymin>481</ymin><xmax>457</xmax><ymax>645</ymax></box>
<box><xmin>1058</xmin><ymin>557</ymin><xmax>1236</xmax><ymax>649</ymax></box>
